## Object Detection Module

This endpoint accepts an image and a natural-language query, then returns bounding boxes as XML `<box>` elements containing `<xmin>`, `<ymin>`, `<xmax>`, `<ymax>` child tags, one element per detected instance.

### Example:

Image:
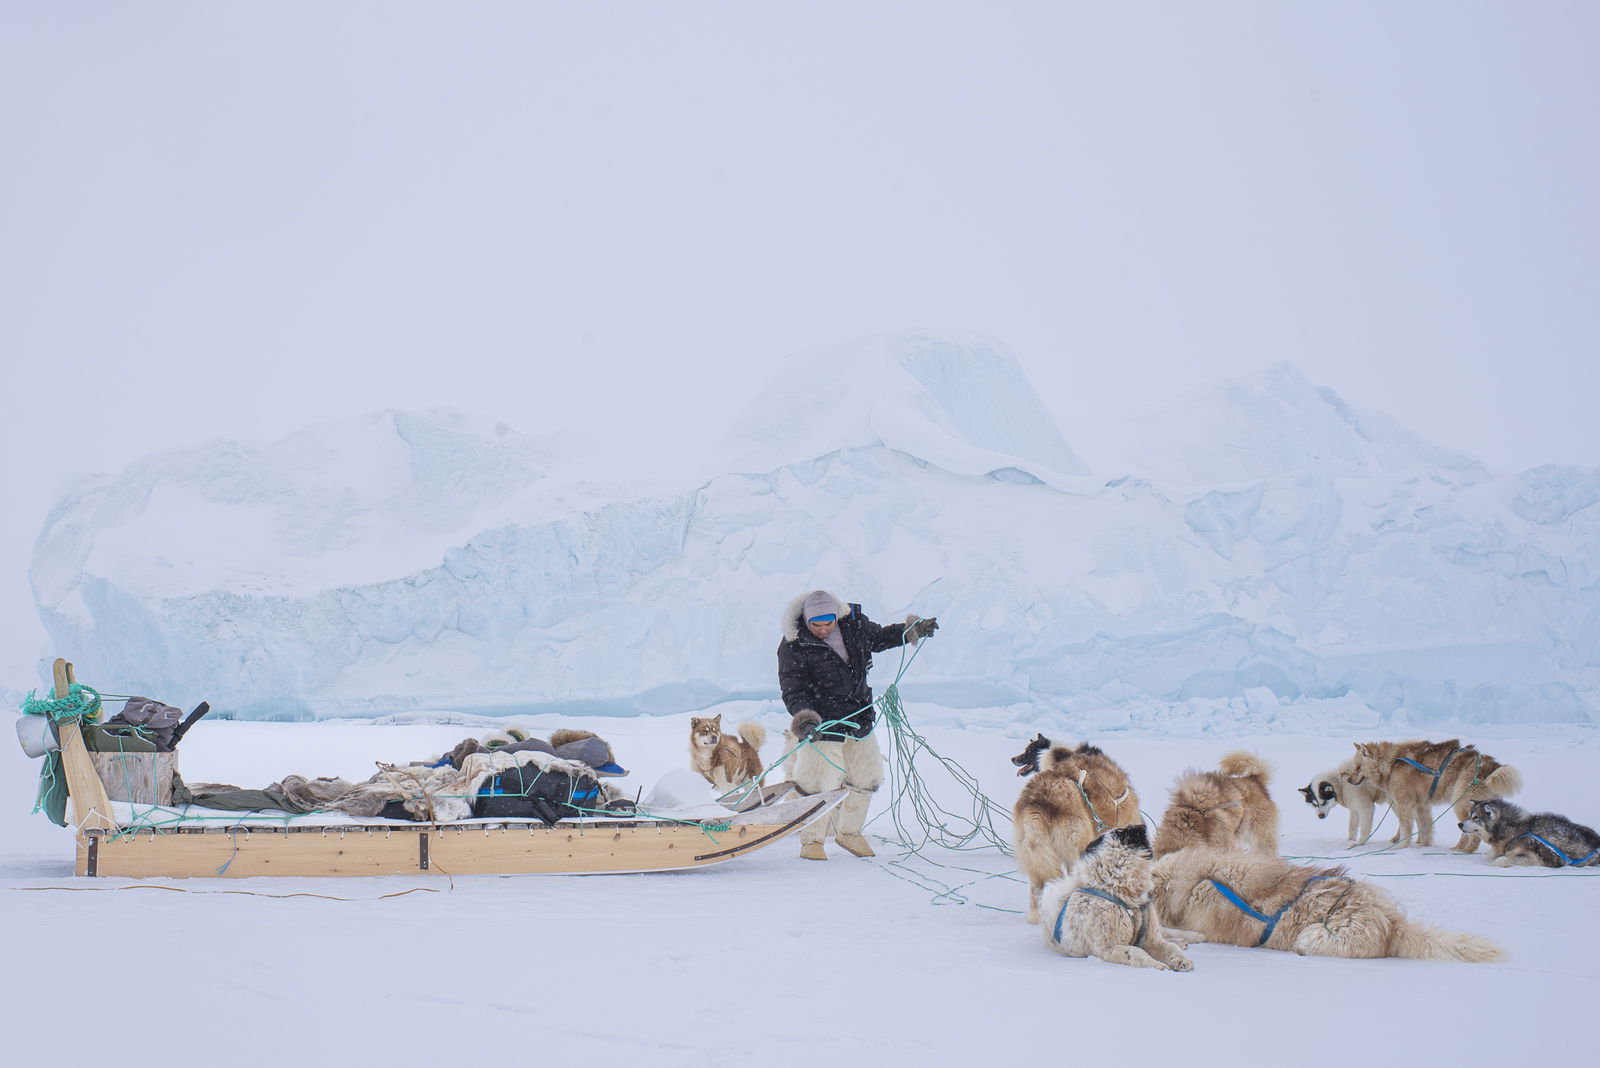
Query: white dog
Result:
<box><xmin>1039</xmin><ymin>825</ymin><xmax>1200</xmax><ymax>971</ymax></box>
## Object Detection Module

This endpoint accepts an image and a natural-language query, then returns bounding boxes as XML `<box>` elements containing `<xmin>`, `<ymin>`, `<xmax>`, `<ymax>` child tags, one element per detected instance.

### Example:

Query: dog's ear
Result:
<box><xmin>1298</xmin><ymin>784</ymin><xmax>1315</xmax><ymax>801</ymax></box>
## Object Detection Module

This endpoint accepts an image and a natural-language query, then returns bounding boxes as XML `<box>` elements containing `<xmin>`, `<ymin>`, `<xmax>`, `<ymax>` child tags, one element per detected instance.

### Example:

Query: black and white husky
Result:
<box><xmin>1458</xmin><ymin>799</ymin><xmax>1600</xmax><ymax>867</ymax></box>
<box><xmin>1298</xmin><ymin>756</ymin><xmax>1386</xmax><ymax>845</ymax></box>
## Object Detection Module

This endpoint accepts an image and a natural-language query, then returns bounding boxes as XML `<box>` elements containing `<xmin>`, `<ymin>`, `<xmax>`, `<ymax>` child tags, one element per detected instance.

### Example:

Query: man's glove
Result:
<box><xmin>790</xmin><ymin>709</ymin><xmax>822</xmax><ymax>742</ymax></box>
<box><xmin>904</xmin><ymin>616</ymin><xmax>940</xmax><ymax>643</ymax></box>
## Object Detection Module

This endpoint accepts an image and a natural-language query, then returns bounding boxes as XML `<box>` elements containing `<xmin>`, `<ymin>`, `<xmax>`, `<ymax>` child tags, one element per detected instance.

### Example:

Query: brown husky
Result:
<box><xmin>688</xmin><ymin>715</ymin><xmax>767</xmax><ymax>794</ymax></box>
<box><xmin>1152</xmin><ymin>847</ymin><xmax>1504</xmax><ymax>962</ymax></box>
<box><xmin>1348</xmin><ymin>739</ymin><xmax>1522</xmax><ymax>851</ymax></box>
<box><xmin>1010</xmin><ymin>735</ymin><xmax>1141</xmax><ymax>924</ymax></box>
<box><xmin>1152</xmin><ymin>751</ymin><xmax>1279</xmax><ymax>857</ymax></box>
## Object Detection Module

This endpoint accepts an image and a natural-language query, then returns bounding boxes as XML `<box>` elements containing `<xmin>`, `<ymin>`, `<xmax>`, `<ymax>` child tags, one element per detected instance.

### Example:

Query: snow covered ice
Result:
<box><xmin>20</xmin><ymin>334</ymin><xmax>1599</xmax><ymax>730</ymax></box>
<box><xmin>4</xmin><ymin>715</ymin><xmax>1598</xmax><ymax>1065</ymax></box>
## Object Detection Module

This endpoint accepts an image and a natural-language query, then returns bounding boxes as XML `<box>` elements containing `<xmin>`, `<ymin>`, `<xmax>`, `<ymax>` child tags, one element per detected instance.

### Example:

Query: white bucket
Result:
<box><xmin>16</xmin><ymin>715</ymin><xmax>58</xmax><ymax>758</ymax></box>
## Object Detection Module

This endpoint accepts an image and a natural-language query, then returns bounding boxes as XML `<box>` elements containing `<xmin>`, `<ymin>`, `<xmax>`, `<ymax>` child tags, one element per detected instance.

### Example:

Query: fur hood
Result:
<box><xmin>781</xmin><ymin>590</ymin><xmax>848</xmax><ymax>642</ymax></box>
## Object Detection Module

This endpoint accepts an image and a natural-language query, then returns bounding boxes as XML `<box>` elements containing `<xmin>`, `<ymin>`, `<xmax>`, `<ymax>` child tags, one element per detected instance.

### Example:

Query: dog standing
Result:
<box><xmin>1299</xmin><ymin>756</ymin><xmax>1388</xmax><ymax>844</ymax></box>
<box><xmin>1152</xmin><ymin>751</ymin><xmax>1278</xmax><ymax>857</ymax></box>
<box><xmin>1011</xmin><ymin>735</ymin><xmax>1141</xmax><ymax>924</ymax></box>
<box><xmin>1152</xmin><ymin>847</ymin><xmax>1504</xmax><ymax>962</ymax></box>
<box><xmin>688</xmin><ymin>715</ymin><xmax>767</xmax><ymax>794</ymax></box>
<box><xmin>1039</xmin><ymin>825</ymin><xmax>1199</xmax><ymax>971</ymax></box>
<box><xmin>1458</xmin><ymin>799</ymin><xmax>1600</xmax><ymax>867</ymax></box>
<box><xmin>1349</xmin><ymin>739</ymin><xmax>1521</xmax><ymax>851</ymax></box>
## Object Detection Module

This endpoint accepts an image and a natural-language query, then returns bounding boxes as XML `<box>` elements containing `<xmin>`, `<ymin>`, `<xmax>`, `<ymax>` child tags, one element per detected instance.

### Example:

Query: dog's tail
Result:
<box><xmin>1392</xmin><ymin>920</ymin><xmax>1505</xmax><ymax>963</ymax></box>
<box><xmin>1219</xmin><ymin>750</ymin><xmax>1272</xmax><ymax>784</ymax></box>
<box><xmin>1474</xmin><ymin>763</ymin><xmax>1523</xmax><ymax>800</ymax></box>
<box><xmin>737</xmin><ymin>722</ymin><xmax>768</xmax><ymax>753</ymax></box>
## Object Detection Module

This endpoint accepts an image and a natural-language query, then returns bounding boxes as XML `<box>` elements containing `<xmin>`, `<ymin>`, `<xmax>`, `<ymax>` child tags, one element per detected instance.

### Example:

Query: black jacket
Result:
<box><xmin>777</xmin><ymin>598</ymin><xmax>910</xmax><ymax>738</ymax></box>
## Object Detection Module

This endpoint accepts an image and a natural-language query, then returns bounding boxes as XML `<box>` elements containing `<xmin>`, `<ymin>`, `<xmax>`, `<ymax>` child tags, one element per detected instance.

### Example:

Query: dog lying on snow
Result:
<box><xmin>1458</xmin><ymin>798</ymin><xmax>1600</xmax><ymax>867</ymax></box>
<box><xmin>1151</xmin><ymin>847</ymin><xmax>1504</xmax><ymax>962</ymax></box>
<box><xmin>1010</xmin><ymin>735</ymin><xmax>1141</xmax><ymax>924</ymax></box>
<box><xmin>1152</xmin><ymin>751</ymin><xmax>1278</xmax><ymax>857</ymax></box>
<box><xmin>1299</xmin><ymin>756</ymin><xmax>1388</xmax><ymax>845</ymax></box>
<box><xmin>1039</xmin><ymin>825</ymin><xmax>1201</xmax><ymax>971</ymax></box>
<box><xmin>1349</xmin><ymin>739</ymin><xmax>1521</xmax><ymax>851</ymax></box>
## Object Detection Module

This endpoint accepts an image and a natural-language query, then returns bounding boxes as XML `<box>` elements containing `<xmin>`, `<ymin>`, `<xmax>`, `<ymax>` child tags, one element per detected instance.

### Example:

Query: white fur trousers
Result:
<box><xmin>792</xmin><ymin>733</ymin><xmax>884</xmax><ymax>845</ymax></box>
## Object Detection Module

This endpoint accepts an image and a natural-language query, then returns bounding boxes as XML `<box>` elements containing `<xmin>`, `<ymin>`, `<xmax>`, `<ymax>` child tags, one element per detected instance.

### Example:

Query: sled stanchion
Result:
<box><xmin>50</xmin><ymin>658</ymin><xmax>119</xmax><ymax>839</ymax></box>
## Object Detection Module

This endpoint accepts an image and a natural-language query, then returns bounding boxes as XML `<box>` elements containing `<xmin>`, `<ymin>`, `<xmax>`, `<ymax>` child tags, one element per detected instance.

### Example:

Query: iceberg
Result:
<box><xmin>26</xmin><ymin>336</ymin><xmax>1599</xmax><ymax>727</ymax></box>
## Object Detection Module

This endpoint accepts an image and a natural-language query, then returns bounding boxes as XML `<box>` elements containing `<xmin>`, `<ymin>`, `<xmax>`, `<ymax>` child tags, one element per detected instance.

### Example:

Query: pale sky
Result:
<box><xmin>3</xmin><ymin>2</ymin><xmax>1597</xmax><ymax>684</ymax></box>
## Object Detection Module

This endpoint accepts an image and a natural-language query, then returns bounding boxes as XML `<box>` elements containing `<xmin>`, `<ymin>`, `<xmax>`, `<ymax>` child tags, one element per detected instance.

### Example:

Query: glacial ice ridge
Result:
<box><xmin>25</xmin><ymin>337</ymin><xmax>1600</xmax><ymax>728</ymax></box>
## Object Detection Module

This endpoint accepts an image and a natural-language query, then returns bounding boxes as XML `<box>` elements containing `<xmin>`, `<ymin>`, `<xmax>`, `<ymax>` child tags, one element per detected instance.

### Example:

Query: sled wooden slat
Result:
<box><xmin>77</xmin><ymin>826</ymin><xmax>423</xmax><ymax>878</ymax></box>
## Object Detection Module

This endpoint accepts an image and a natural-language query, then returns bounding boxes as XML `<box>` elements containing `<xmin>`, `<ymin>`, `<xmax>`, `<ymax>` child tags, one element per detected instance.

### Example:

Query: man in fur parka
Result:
<box><xmin>778</xmin><ymin>590</ymin><xmax>938</xmax><ymax>860</ymax></box>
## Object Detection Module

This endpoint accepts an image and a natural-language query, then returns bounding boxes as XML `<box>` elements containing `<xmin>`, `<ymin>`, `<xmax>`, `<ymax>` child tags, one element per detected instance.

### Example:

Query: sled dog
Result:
<box><xmin>1039</xmin><ymin>824</ymin><xmax>1200</xmax><ymax>971</ymax></box>
<box><xmin>1299</xmin><ymin>756</ymin><xmax>1388</xmax><ymax>844</ymax></box>
<box><xmin>1349</xmin><ymin>739</ymin><xmax>1521</xmax><ymax>851</ymax></box>
<box><xmin>688</xmin><ymin>715</ymin><xmax>767</xmax><ymax>794</ymax></box>
<box><xmin>1152</xmin><ymin>751</ymin><xmax>1279</xmax><ymax>857</ymax></box>
<box><xmin>1011</xmin><ymin>735</ymin><xmax>1141</xmax><ymax>924</ymax></box>
<box><xmin>1152</xmin><ymin>847</ymin><xmax>1504</xmax><ymax>962</ymax></box>
<box><xmin>1458</xmin><ymin>799</ymin><xmax>1600</xmax><ymax>867</ymax></box>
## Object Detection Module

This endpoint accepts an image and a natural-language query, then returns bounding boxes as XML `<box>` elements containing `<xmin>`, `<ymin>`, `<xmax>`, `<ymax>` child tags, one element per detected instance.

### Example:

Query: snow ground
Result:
<box><xmin>4</xmin><ymin>709</ymin><xmax>1597</xmax><ymax>1066</ymax></box>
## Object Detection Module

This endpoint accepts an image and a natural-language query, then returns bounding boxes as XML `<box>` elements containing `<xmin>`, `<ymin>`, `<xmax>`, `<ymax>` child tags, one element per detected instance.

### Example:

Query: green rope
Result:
<box><xmin>20</xmin><ymin>682</ymin><xmax>104</xmax><ymax>723</ymax></box>
<box><xmin>873</xmin><ymin>681</ymin><xmax>1013</xmax><ymax>855</ymax></box>
<box><xmin>830</xmin><ymin>629</ymin><xmax>1026</xmax><ymax>911</ymax></box>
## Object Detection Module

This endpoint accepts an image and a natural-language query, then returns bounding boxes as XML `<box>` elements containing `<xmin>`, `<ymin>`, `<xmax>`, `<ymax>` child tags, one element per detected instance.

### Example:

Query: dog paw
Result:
<box><xmin>1168</xmin><ymin>955</ymin><xmax>1194</xmax><ymax>972</ymax></box>
<box><xmin>1490</xmin><ymin>855</ymin><xmax>1513</xmax><ymax>867</ymax></box>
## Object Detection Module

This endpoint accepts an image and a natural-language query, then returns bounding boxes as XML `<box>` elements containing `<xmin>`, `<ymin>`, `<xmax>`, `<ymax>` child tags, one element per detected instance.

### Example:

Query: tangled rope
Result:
<box><xmin>755</xmin><ymin>623</ymin><xmax>1020</xmax><ymax>911</ymax></box>
<box><xmin>20</xmin><ymin>682</ymin><xmax>104</xmax><ymax>724</ymax></box>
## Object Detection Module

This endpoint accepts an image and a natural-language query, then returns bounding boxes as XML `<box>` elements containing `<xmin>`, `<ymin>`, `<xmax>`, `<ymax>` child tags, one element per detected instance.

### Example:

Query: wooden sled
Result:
<box><xmin>46</xmin><ymin>659</ymin><xmax>842</xmax><ymax>879</ymax></box>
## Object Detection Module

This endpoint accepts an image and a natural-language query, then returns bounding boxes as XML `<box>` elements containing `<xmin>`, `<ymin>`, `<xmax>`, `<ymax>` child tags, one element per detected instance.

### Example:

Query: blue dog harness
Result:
<box><xmin>1205</xmin><ymin>875</ymin><xmax>1342</xmax><ymax>947</ymax></box>
<box><xmin>1394</xmin><ymin>746</ymin><xmax>1471</xmax><ymax>800</ymax></box>
<box><xmin>1053</xmin><ymin>886</ymin><xmax>1151</xmax><ymax>949</ymax></box>
<box><xmin>1508</xmin><ymin>833</ymin><xmax>1600</xmax><ymax>867</ymax></box>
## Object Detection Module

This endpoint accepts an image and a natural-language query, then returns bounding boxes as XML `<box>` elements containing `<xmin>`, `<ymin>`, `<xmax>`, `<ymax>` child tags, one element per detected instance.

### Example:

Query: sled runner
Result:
<box><xmin>34</xmin><ymin>660</ymin><xmax>843</xmax><ymax>879</ymax></box>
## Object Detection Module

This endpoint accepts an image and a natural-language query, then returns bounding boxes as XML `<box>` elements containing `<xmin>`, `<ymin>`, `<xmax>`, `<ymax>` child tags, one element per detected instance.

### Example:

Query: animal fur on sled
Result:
<box><xmin>1039</xmin><ymin>825</ymin><xmax>1200</xmax><ymax>971</ymax></box>
<box><xmin>275</xmin><ymin>750</ymin><xmax>620</xmax><ymax>823</ymax></box>
<box><xmin>689</xmin><ymin>714</ymin><xmax>767</xmax><ymax>793</ymax></box>
<box><xmin>1152</xmin><ymin>751</ymin><xmax>1278</xmax><ymax>857</ymax></box>
<box><xmin>1152</xmin><ymin>847</ymin><xmax>1504</xmax><ymax>962</ymax></box>
<box><xmin>1010</xmin><ymin>736</ymin><xmax>1141</xmax><ymax>924</ymax></box>
<box><xmin>1349</xmin><ymin>739</ymin><xmax>1521</xmax><ymax>851</ymax></box>
<box><xmin>1458</xmin><ymin>798</ymin><xmax>1600</xmax><ymax>867</ymax></box>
